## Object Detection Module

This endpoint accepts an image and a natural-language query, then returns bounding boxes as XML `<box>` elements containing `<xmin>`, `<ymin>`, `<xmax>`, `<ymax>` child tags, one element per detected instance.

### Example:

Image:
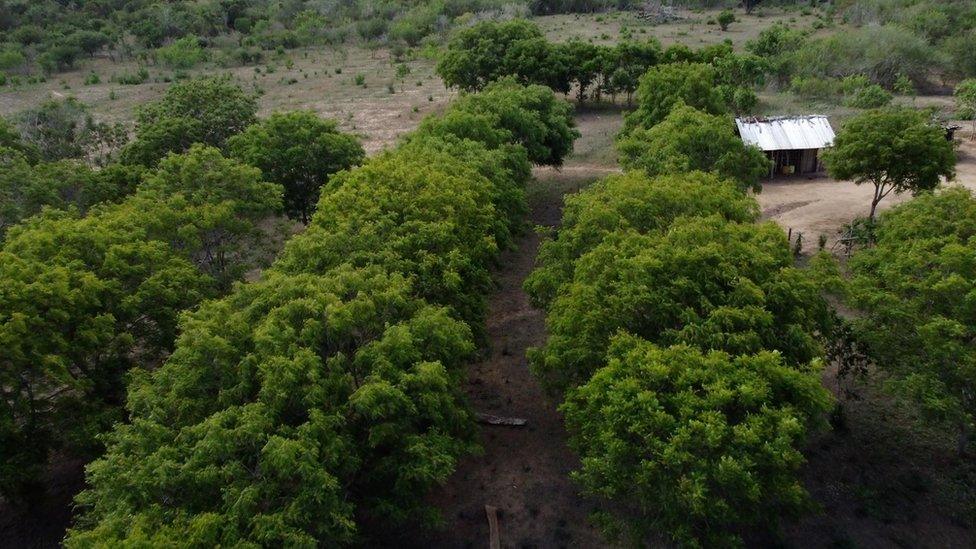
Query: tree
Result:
<box><xmin>0</xmin><ymin>145</ymin><xmax>282</xmax><ymax>498</ymax></box>
<box><xmin>624</xmin><ymin>63</ymin><xmax>727</xmax><ymax>131</ymax></box>
<box><xmin>530</xmin><ymin>215</ymin><xmax>829</xmax><ymax>391</ymax></box>
<box><xmin>0</xmin><ymin>116</ymin><xmax>39</xmax><ymax>163</ymax></box>
<box><xmin>616</xmin><ymin>104</ymin><xmax>770</xmax><ymax>192</ymax></box>
<box><xmin>563</xmin><ymin>335</ymin><xmax>831</xmax><ymax>547</ymax></box>
<box><xmin>123</xmin><ymin>76</ymin><xmax>258</xmax><ymax>166</ymax></box>
<box><xmin>954</xmin><ymin>79</ymin><xmax>976</xmax><ymax>139</ymax></box>
<box><xmin>823</xmin><ymin>108</ymin><xmax>956</xmax><ymax>220</ymax></box>
<box><xmin>65</xmin><ymin>267</ymin><xmax>477</xmax><ymax>547</ymax></box>
<box><xmin>524</xmin><ymin>171</ymin><xmax>759</xmax><ymax>310</ymax></box>
<box><xmin>446</xmin><ymin>78</ymin><xmax>579</xmax><ymax>167</ymax></box>
<box><xmin>844</xmin><ymin>187</ymin><xmax>976</xmax><ymax>454</ymax></box>
<box><xmin>229</xmin><ymin>112</ymin><xmax>364</xmax><ymax>223</ymax></box>
<box><xmin>717</xmin><ymin>9</ymin><xmax>736</xmax><ymax>31</ymax></box>
<box><xmin>13</xmin><ymin>98</ymin><xmax>122</xmax><ymax>162</ymax></box>
<box><xmin>436</xmin><ymin>19</ymin><xmax>548</xmax><ymax>91</ymax></box>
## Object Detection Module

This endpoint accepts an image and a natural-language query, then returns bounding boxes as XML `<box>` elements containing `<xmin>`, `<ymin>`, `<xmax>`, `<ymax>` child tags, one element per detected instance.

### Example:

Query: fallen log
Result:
<box><xmin>475</xmin><ymin>412</ymin><xmax>527</xmax><ymax>426</ymax></box>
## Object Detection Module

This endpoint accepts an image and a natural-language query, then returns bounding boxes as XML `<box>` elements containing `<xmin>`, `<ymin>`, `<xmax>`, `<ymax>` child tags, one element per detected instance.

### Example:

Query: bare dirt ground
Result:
<box><xmin>757</xmin><ymin>133</ymin><xmax>976</xmax><ymax>253</ymax></box>
<box><xmin>420</xmin><ymin>110</ymin><xmax>617</xmax><ymax>549</ymax></box>
<box><xmin>0</xmin><ymin>46</ymin><xmax>451</xmax><ymax>154</ymax></box>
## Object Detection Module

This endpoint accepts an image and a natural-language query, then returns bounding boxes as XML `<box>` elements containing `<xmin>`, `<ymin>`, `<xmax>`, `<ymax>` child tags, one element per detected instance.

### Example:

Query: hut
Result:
<box><xmin>735</xmin><ymin>115</ymin><xmax>835</xmax><ymax>177</ymax></box>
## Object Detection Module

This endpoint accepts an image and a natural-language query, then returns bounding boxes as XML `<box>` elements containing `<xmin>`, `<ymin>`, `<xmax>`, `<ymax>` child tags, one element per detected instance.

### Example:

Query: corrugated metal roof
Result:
<box><xmin>735</xmin><ymin>115</ymin><xmax>835</xmax><ymax>151</ymax></box>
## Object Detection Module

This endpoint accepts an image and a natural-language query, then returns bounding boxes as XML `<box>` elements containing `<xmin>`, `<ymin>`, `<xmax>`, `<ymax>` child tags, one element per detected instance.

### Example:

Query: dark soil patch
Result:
<box><xmin>0</xmin><ymin>457</ymin><xmax>85</xmax><ymax>548</ymax></box>
<box><xmin>419</xmin><ymin>170</ymin><xmax>607</xmax><ymax>549</ymax></box>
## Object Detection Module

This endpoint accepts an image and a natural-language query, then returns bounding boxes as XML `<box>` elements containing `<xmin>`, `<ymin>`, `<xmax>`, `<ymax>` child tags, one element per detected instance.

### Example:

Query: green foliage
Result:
<box><xmin>13</xmin><ymin>98</ymin><xmax>126</xmax><ymax>163</ymax></box>
<box><xmin>437</xmin><ymin>19</ymin><xmax>552</xmax><ymax>92</ymax></box>
<box><xmin>624</xmin><ymin>63</ymin><xmax>727</xmax><ymax>131</ymax></box>
<box><xmin>0</xmin><ymin>155</ymin><xmax>142</xmax><ymax>238</ymax></box>
<box><xmin>717</xmin><ymin>9</ymin><xmax>736</xmax><ymax>31</ymax></box>
<box><xmin>0</xmin><ymin>145</ymin><xmax>282</xmax><ymax>498</ymax></box>
<box><xmin>843</xmin><ymin>84</ymin><xmax>893</xmax><ymax>108</ymax></box>
<box><xmin>844</xmin><ymin>187</ymin><xmax>976</xmax><ymax>451</ymax></box>
<box><xmin>563</xmin><ymin>335</ymin><xmax>832</xmax><ymax>547</ymax></box>
<box><xmin>530</xmin><ymin>214</ymin><xmax>829</xmax><ymax>392</ymax></box>
<box><xmin>524</xmin><ymin>171</ymin><xmax>759</xmax><ymax>310</ymax></box>
<box><xmin>446</xmin><ymin>77</ymin><xmax>579</xmax><ymax>167</ymax></box>
<box><xmin>66</xmin><ymin>267</ymin><xmax>477</xmax><ymax>546</ymax></box>
<box><xmin>617</xmin><ymin>104</ymin><xmax>770</xmax><ymax>192</ymax></box>
<box><xmin>955</xmin><ymin>79</ymin><xmax>976</xmax><ymax>132</ymax></box>
<box><xmin>67</xmin><ymin>81</ymin><xmax>567</xmax><ymax>544</ymax></box>
<box><xmin>122</xmin><ymin>77</ymin><xmax>258</xmax><ymax>167</ymax></box>
<box><xmin>823</xmin><ymin>108</ymin><xmax>956</xmax><ymax>219</ymax></box>
<box><xmin>156</xmin><ymin>36</ymin><xmax>207</xmax><ymax>69</ymax></box>
<box><xmin>228</xmin><ymin>111</ymin><xmax>364</xmax><ymax>223</ymax></box>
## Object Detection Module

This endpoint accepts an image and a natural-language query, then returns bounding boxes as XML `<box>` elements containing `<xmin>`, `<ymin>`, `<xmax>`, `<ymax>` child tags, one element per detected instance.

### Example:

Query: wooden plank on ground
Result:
<box><xmin>485</xmin><ymin>504</ymin><xmax>500</xmax><ymax>549</ymax></box>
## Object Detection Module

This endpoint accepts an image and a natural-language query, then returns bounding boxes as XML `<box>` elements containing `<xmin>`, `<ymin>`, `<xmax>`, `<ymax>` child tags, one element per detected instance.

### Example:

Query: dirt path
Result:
<box><xmin>421</xmin><ymin>168</ymin><xmax>607</xmax><ymax>549</ymax></box>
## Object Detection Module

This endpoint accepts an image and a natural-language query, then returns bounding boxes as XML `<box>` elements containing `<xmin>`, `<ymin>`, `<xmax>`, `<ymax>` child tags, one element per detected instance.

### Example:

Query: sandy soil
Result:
<box><xmin>757</xmin><ymin>135</ymin><xmax>976</xmax><ymax>253</ymax></box>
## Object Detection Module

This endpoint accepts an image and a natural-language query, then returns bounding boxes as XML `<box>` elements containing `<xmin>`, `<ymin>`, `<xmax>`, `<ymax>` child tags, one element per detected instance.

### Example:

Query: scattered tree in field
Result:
<box><xmin>845</xmin><ymin>187</ymin><xmax>976</xmax><ymax>454</ymax></box>
<box><xmin>718</xmin><ymin>9</ymin><xmax>736</xmax><ymax>31</ymax></box>
<box><xmin>617</xmin><ymin>104</ymin><xmax>770</xmax><ymax>192</ymax></box>
<box><xmin>955</xmin><ymin>79</ymin><xmax>976</xmax><ymax>138</ymax></box>
<box><xmin>122</xmin><ymin>77</ymin><xmax>258</xmax><ymax>166</ymax></box>
<box><xmin>229</xmin><ymin>111</ymin><xmax>364</xmax><ymax>223</ymax></box>
<box><xmin>624</xmin><ymin>63</ymin><xmax>727</xmax><ymax>130</ymax></box>
<box><xmin>823</xmin><ymin>108</ymin><xmax>955</xmax><ymax>220</ymax></box>
<box><xmin>0</xmin><ymin>145</ymin><xmax>282</xmax><ymax>499</ymax></box>
<box><xmin>524</xmin><ymin>171</ymin><xmax>759</xmax><ymax>310</ymax></box>
<box><xmin>437</xmin><ymin>20</ymin><xmax>554</xmax><ymax>91</ymax></box>
<box><xmin>563</xmin><ymin>335</ymin><xmax>832</xmax><ymax>547</ymax></box>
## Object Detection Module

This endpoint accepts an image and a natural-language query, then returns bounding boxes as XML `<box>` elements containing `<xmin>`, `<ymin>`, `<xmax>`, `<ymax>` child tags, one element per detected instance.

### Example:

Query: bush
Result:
<box><xmin>624</xmin><ymin>63</ymin><xmax>727</xmax><ymax>130</ymax></box>
<box><xmin>717</xmin><ymin>9</ymin><xmax>736</xmax><ymax>31</ymax></box>
<box><xmin>844</xmin><ymin>84</ymin><xmax>892</xmax><ymax>108</ymax></box>
<box><xmin>156</xmin><ymin>36</ymin><xmax>207</xmax><ymax>69</ymax></box>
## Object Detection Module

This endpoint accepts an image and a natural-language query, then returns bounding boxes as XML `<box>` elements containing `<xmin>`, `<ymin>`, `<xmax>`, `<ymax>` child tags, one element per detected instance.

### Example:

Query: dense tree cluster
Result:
<box><xmin>63</xmin><ymin>82</ymin><xmax>576</xmax><ymax>545</ymax></box>
<box><xmin>526</xmin><ymin>169</ymin><xmax>833</xmax><ymax>545</ymax></box>
<box><xmin>0</xmin><ymin>145</ymin><xmax>283</xmax><ymax>499</ymax></box>
<box><xmin>0</xmin><ymin>75</ymin><xmax>369</xmax><ymax>503</ymax></box>
<box><xmin>840</xmin><ymin>187</ymin><xmax>976</xmax><ymax>455</ymax></box>
<box><xmin>437</xmin><ymin>19</ymin><xmax>766</xmax><ymax>108</ymax></box>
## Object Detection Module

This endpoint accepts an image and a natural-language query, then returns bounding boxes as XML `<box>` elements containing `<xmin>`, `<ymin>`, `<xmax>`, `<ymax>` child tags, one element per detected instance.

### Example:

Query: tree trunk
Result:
<box><xmin>959</xmin><ymin>421</ymin><xmax>970</xmax><ymax>456</ymax></box>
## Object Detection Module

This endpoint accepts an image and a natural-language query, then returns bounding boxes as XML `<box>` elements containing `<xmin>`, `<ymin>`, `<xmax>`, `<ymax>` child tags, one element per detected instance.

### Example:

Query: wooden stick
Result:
<box><xmin>485</xmin><ymin>505</ymin><xmax>500</xmax><ymax>549</ymax></box>
<box><xmin>475</xmin><ymin>412</ymin><xmax>527</xmax><ymax>427</ymax></box>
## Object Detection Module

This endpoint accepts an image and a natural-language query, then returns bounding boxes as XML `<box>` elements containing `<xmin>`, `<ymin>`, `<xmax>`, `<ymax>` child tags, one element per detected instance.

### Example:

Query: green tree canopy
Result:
<box><xmin>524</xmin><ymin>171</ymin><xmax>759</xmax><ymax>309</ymax></box>
<box><xmin>624</xmin><ymin>62</ymin><xmax>728</xmax><ymax>131</ymax></box>
<box><xmin>228</xmin><ymin>111</ymin><xmax>365</xmax><ymax>223</ymax></box>
<box><xmin>436</xmin><ymin>19</ymin><xmax>554</xmax><ymax>91</ymax></box>
<box><xmin>122</xmin><ymin>76</ymin><xmax>258</xmax><ymax>167</ymax></box>
<box><xmin>563</xmin><ymin>335</ymin><xmax>832</xmax><ymax>547</ymax></box>
<box><xmin>530</xmin><ymin>215</ymin><xmax>829</xmax><ymax>391</ymax></box>
<box><xmin>823</xmin><ymin>107</ymin><xmax>956</xmax><ymax>220</ymax></box>
<box><xmin>66</xmin><ymin>267</ymin><xmax>476</xmax><ymax>547</ymax></box>
<box><xmin>617</xmin><ymin>104</ymin><xmax>770</xmax><ymax>192</ymax></box>
<box><xmin>0</xmin><ymin>145</ymin><xmax>281</xmax><ymax>499</ymax></box>
<box><xmin>844</xmin><ymin>187</ymin><xmax>976</xmax><ymax>453</ymax></box>
<box><xmin>447</xmin><ymin>77</ymin><xmax>579</xmax><ymax>167</ymax></box>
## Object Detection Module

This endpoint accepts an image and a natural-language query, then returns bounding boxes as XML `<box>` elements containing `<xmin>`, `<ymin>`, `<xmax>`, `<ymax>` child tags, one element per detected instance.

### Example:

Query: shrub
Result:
<box><xmin>156</xmin><ymin>36</ymin><xmax>207</xmax><ymax>69</ymax></box>
<box><xmin>844</xmin><ymin>84</ymin><xmax>892</xmax><ymax>108</ymax></box>
<box><xmin>717</xmin><ymin>9</ymin><xmax>736</xmax><ymax>31</ymax></box>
